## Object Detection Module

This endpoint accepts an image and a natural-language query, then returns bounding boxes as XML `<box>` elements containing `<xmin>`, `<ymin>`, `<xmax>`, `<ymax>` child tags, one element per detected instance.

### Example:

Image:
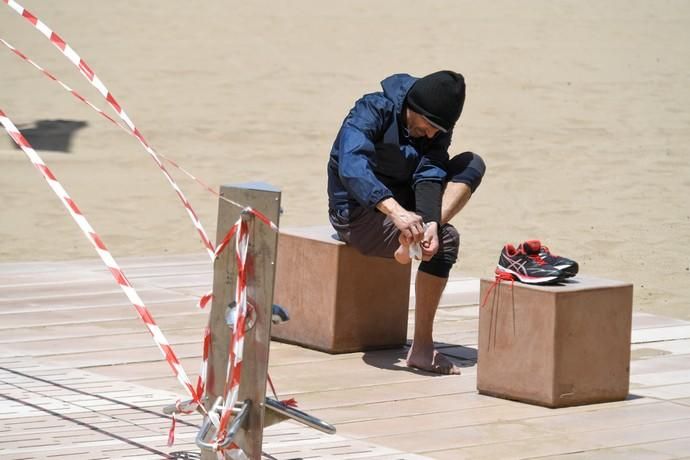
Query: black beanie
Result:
<box><xmin>406</xmin><ymin>70</ymin><xmax>466</xmax><ymax>132</ymax></box>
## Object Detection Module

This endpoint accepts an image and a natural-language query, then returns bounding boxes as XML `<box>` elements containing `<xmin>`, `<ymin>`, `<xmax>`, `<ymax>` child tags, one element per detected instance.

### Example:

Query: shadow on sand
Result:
<box><xmin>10</xmin><ymin>119</ymin><xmax>87</xmax><ymax>152</ymax></box>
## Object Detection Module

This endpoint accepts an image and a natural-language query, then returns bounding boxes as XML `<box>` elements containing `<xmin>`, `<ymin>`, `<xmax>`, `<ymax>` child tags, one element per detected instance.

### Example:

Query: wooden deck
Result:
<box><xmin>1</xmin><ymin>254</ymin><xmax>690</xmax><ymax>459</ymax></box>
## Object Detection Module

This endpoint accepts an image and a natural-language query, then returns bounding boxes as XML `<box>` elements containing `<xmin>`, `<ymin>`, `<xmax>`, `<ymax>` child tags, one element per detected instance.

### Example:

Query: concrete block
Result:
<box><xmin>478</xmin><ymin>275</ymin><xmax>633</xmax><ymax>407</ymax></box>
<box><xmin>272</xmin><ymin>226</ymin><xmax>411</xmax><ymax>353</ymax></box>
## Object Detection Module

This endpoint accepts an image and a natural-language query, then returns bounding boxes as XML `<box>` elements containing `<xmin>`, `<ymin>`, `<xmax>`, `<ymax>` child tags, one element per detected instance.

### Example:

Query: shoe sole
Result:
<box><xmin>495</xmin><ymin>266</ymin><xmax>565</xmax><ymax>285</ymax></box>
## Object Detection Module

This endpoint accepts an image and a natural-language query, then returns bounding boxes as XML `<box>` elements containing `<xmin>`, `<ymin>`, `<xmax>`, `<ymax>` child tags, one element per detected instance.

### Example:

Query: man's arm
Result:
<box><xmin>337</xmin><ymin>95</ymin><xmax>426</xmax><ymax>240</ymax></box>
<box><xmin>414</xmin><ymin>181</ymin><xmax>443</xmax><ymax>225</ymax></box>
<box><xmin>410</xmin><ymin>133</ymin><xmax>452</xmax><ymax>259</ymax></box>
<box><xmin>336</xmin><ymin>94</ymin><xmax>395</xmax><ymax>209</ymax></box>
<box><xmin>412</xmin><ymin>131</ymin><xmax>451</xmax><ymax>225</ymax></box>
<box><xmin>413</xmin><ymin>181</ymin><xmax>442</xmax><ymax>260</ymax></box>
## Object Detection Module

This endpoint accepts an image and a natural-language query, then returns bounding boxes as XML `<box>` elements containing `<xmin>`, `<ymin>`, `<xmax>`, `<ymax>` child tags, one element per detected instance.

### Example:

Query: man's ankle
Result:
<box><xmin>410</xmin><ymin>338</ymin><xmax>434</xmax><ymax>351</ymax></box>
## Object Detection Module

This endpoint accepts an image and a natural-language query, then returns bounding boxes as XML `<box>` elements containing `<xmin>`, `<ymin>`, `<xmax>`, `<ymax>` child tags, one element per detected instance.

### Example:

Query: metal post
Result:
<box><xmin>203</xmin><ymin>182</ymin><xmax>281</xmax><ymax>460</ymax></box>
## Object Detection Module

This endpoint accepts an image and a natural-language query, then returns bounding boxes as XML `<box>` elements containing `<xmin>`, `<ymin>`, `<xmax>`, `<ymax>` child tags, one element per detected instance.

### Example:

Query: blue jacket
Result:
<box><xmin>327</xmin><ymin>73</ymin><xmax>452</xmax><ymax>216</ymax></box>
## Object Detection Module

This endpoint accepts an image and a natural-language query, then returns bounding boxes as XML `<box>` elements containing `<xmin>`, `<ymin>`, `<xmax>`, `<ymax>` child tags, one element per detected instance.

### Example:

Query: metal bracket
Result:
<box><xmin>264</xmin><ymin>398</ymin><xmax>336</xmax><ymax>434</ymax></box>
<box><xmin>195</xmin><ymin>397</ymin><xmax>252</xmax><ymax>451</ymax></box>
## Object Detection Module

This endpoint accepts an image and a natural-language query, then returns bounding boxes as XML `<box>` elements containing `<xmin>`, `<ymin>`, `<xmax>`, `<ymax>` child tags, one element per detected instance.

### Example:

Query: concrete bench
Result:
<box><xmin>477</xmin><ymin>275</ymin><xmax>633</xmax><ymax>408</ymax></box>
<box><xmin>271</xmin><ymin>226</ymin><xmax>411</xmax><ymax>353</ymax></box>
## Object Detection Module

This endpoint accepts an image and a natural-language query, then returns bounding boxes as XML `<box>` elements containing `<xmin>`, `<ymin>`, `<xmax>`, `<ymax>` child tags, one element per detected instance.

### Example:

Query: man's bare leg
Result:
<box><xmin>406</xmin><ymin>270</ymin><xmax>461</xmax><ymax>374</ymax></box>
<box><xmin>406</xmin><ymin>183</ymin><xmax>473</xmax><ymax>374</ymax></box>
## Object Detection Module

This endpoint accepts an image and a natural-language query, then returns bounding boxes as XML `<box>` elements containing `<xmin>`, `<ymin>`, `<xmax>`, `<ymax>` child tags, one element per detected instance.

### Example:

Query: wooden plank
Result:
<box><xmin>631</xmin><ymin>312</ymin><xmax>690</xmax><ymax>330</ymax></box>
<box><xmin>519</xmin><ymin>401</ymin><xmax>690</xmax><ymax>434</ymax></box>
<box><xmin>0</xmin><ymin>302</ymin><xmax>205</xmax><ymax>329</ymax></box>
<box><xmin>632</xmin><ymin>370</ymin><xmax>690</xmax><ymax>387</ymax></box>
<box><xmin>367</xmin><ymin>419</ymin><xmax>555</xmax><ymax>454</ymax></box>
<box><xmin>632</xmin><ymin>325</ymin><xmax>690</xmax><ymax>343</ymax></box>
<box><xmin>632</xmin><ymin>339</ymin><xmax>690</xmax><ymax>357</ymax></box>
<box><xmin>0</xmin><ymin>260</ymin><xmax>104</xmax><ymax>275</ymax></box>
<box><xmin>310</xmin><ymin>392</ymin><xmax>507</xmax><ymax>425</ymax></box>
<box><xmin>631</xmin><ymin>354</ymin><xmax>690</xmax><ymax>375</ymax></box>
<box><xmin>536</xmin><ymin>437</ymin><xmax>690</xmax><ymax>460</ymax></box>
<box><xmin>0</xmin><ymin>287</ymin><xmax>195</xmax><ymax>312</ymax></box>
<box><xmin>0</xmin><ymin>280</ymin><xmax>134</xmax><ymax>301</ymax></box>
<box><xmin>206</xmin><ymin>183</ymin><xmax>281</xmax><ymax>459</ymax></box>
<box><xmin>0</xmin><ymin>331</ymin><xmax>202</xmax><ymax>357</ymax></box>
<box><xmin>25</xmin><ymin>343</ymin><xmax>203</xmax><ymax>369</ymax></box>
<box><xmin>632</xmin><ymin>383</ymin><xmax>690</xmax><ymax>400</ymax></box>
<box><xmin>266</xmin><ymin>377</ymin><xmax>490</xmax><ymax>411</ymax></box>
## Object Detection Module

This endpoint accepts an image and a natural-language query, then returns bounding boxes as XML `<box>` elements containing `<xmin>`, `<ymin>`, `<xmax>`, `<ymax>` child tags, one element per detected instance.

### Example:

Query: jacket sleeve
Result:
<box><xmin>337</xmin><ymin>94</ymin><xmax>394</xmax><ymax>208</ymax></box>
<box><xmin>413</xmin><ymin>131</ymin><xmax>452</xmax><ymax>223</ymax></box>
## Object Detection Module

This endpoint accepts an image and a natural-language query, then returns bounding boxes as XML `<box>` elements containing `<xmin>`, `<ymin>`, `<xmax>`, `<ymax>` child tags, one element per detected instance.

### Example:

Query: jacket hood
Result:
<box><xmin>380</xmin><ymin>73</ymin><xmax>418</xmax><ymax>115</ymax></box>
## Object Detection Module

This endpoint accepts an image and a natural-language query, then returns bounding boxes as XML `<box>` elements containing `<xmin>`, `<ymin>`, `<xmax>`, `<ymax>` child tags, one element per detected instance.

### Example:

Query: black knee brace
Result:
<box><xmin>448</xmin><ymin>151</ymin><xmax>486</xmax><ymax>193</ymax></box>
<box><xmin>418</xmin><ymin>224</ymin><xmax>459</xmax><ymax>278</ymax></box>
<box><xmin>419</xmin><ymin>259</ymin><xmax>453</xmax><ymax>278</ymax></box>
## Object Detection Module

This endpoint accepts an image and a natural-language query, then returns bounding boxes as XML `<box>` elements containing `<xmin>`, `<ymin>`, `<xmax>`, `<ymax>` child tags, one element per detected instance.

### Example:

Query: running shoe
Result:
<box><xmin>520</xmin><ymin>240</ymin><xmax>579</xmax><ymax>278</ymax></box>
<box><xmin>496</xmin><ymin>243</ymin><xmax>567</xmax><ymax>285</ymax></box>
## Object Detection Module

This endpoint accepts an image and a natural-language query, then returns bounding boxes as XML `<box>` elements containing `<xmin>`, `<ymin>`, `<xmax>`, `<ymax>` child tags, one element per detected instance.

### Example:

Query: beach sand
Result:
<box><xmin>1</xmin><ymin>1</ymin><xmax>689</xmax><ymax>319</ymax></box>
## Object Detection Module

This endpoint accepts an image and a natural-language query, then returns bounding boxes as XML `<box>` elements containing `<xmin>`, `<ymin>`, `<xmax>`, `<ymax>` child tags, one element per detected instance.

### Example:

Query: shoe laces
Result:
<box><xmin>518</xmin><ymin>245</ymin><xmax>546</xmax><ymax>265</ymax></box>
<box><xmin>529</xmin><ymin>254</ymin><xmax>546</xmax><ymax>265</ymax></box>
<box><xmin>541</xmin><ymin>245</ymin><xmax>559</xmax><ymax>257</ymax></box>
<box><xmin>481</xmin><ymin>271</ymin><xmax>514</xmax><ymax>308</ymax></box>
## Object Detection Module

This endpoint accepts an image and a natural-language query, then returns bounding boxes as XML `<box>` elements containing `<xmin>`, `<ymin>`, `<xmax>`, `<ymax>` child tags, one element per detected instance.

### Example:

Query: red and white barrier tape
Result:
<box><xmin>217</xmin><ymin>216</ymin><xmax>250</xmax><ymax>444</ymax></box>
<box><xmin>0</xmin><ymin>38</ymin><xmax>126</xmax><ymax>129</ymax></box>
<box><xmin>191</xmin><ymin>216</ymin><xmax>242</xmax><ymax>395</ymax></box>
<box><xmin>166</xmin><ymin>218</ymin><xmax>254</xmax><ymax>453</ymax></box>
<box><xmin>3</xmin><ymin>0</ymin><xmax>216</xmax><ymax>261</ymax></box>
<box><xmin>267</xmin><ymin>374</ymin><xmax>298</xmax><ymax>408</ymax></box>
<box><xmin>212</xmin><ymin>206</ymin><xmax>277</xmax><ymax>259</ymax></box>
<box><xmin>0</xmin><ymin>109</ymin><xmax>201</xmax><ymax>404</ymax></box>
<box><xmin>203</xmin><ymin>203</ymin><xmax>278</xmax><ymax>302</ymax></box>
<box><xmin>198</xmin><ymin>323</ymin><xmax>211</xmax><ymax>397</ymax></box>
<box><xmin>167</xmin><ymin>398</ymin><xmax>196</xmax><ymax>447</ymax></box>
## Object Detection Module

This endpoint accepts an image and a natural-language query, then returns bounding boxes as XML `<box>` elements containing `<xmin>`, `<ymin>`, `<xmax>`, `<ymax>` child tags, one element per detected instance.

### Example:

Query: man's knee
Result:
<box><xmin>448</xmin><ymin>151</ymin><xmax>486</xmax><ymax>193</ymax></box>
<box><xmin>440</xmin><ymin>223</ymin><xmax>460</xmax><ymax>262</ymax></box>
<box><xmin>418</xmin><ymin>224</ymin><xmax>459</xmax><ymax>278</ymax></box>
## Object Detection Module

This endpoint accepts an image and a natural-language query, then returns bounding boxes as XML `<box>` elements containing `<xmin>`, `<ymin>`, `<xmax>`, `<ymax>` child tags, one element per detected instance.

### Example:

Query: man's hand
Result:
<box><xmin>376</xmin><ymin>197</ymin><xmax>425</xmax><ymax>242</ymax></box>
<box><xmin>420</xmin><ymin>221</ymin><xmax>439</xmax><ymax>261</ymax></box>
<box><xmin>392</xmin><ymin>209</ymin><xmax>425</xmax><ymax>243</ymax></box>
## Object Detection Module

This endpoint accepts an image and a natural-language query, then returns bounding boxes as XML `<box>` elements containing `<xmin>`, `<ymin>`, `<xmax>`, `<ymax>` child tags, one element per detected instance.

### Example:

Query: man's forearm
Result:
<box><xmin>414</xmin><ymin>181</ymin><xmax>442</xmax><ymax>224</ymax></box>
<box><xmin>376</xmin><ymin>197</ymin><xmax>404</xmax><ymax>216</ymax></box>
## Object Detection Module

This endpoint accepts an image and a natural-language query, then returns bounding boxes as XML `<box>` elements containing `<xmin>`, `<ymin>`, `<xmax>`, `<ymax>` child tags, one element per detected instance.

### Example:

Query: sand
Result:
<box><xmin>1</xmin><ymin>1</ymin><xmax>689</xmax><ymax>319</ymax></box>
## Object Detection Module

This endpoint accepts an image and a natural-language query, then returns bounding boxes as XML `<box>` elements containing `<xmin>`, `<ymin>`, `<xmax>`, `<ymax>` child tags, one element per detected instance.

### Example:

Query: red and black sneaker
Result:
<box><xmin>520</xmin><ymin>240</ymin><xmax>579</xmax><ymax>278</ymax></box>
<box><xmin>496</xmin><ymin>243</ymin><xmax>567</xmax><ymax>285</ymax></box>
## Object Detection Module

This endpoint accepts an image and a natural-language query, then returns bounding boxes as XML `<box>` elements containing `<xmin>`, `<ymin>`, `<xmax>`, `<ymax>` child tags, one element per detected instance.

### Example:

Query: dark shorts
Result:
<box><xmin>328</xmin><ymin>151</ymin><xmax>484</xmax><ymax>277</ymax></box>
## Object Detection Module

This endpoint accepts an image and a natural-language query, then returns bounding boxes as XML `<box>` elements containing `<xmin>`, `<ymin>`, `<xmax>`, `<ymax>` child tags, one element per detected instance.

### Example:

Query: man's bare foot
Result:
<box><xmin>406</xmin><ymin>346</ymin><xmax>461</xmax><ymax>375</ymax></box>
<box><xmin>394</xmin><ymin>244</ymin><xmax>411</xmax><ymax>264</ymax></box>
